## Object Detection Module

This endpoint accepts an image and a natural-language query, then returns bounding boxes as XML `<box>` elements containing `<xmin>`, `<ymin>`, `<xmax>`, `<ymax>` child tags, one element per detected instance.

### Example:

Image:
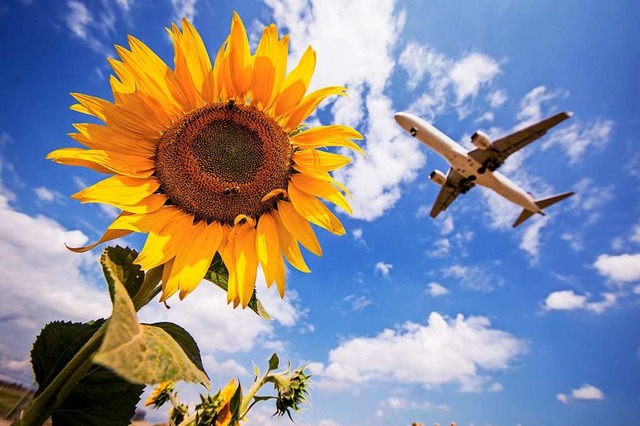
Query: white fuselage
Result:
<box><xmin>395</xmin><ymin>112</ymin><xmax>542</xmax><ymax>214</ymax></box>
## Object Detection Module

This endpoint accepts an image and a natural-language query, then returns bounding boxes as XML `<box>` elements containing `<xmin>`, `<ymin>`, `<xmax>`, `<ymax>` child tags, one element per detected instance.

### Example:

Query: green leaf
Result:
<box><xmin>268</xmin><ymin>353</ymin><xmax>280</xmax><ymax>372</ymax></box>
<box><xmin>94</xmin><ymin>278</ymin><xmax>211</xmax><ymax>389</ymax></box>
<box><xmin>100</xmin><ymin>246</ymin><xmax>144</xmax><ymax>302</ymax></box>
<box><xmin>252</xmin><ymin>363</ymin><xmax>260</xmax><ymax>379</ymax></box>
<box><xmin>151</xmin><ymin>322</ymin><xmax>209</xmax><ymax>382</ymax></box>
<box><xmin>229</xmin><ymin>382</ymin><xmax>243</xmax><ymax>425</ymax></box>
<box><xmin>205</xmin><ymin>253</ymin><xmax>273</xmax><ymax>321</ymax></box>
<box><xmin>31</xmin><ymin>321</ymin><xmax>144</xmax><ymax>426</ymax></box>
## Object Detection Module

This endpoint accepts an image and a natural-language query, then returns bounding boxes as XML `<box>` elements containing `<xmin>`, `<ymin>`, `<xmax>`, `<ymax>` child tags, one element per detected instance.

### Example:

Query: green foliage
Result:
<box><xmin>151</xmin><ymin>322</ymin><xmax>209</xmax><ymax>382</ymax></box>
<box><xmin>94</xmin><ymin>279</ymin><xmax>210</xmax><ymax>388</ymax></box>
<box><xmin>31</xmin><ymin>320</ymin><xmax>144</xmax><ymax>426</ymax></box>
<box><xmin>268</xmin><ymin>353</ymin><xmax>280</xmax><ymax>372</ymax></box>
<box><xmin>101</xmin><ymin>246</ymin><xmax>144</xmax><ymax>302</ymax></box>
<box><xmin>205</xmin><ymin>253</ymin><xmax>273</xmax><ymax>320</ymax></box>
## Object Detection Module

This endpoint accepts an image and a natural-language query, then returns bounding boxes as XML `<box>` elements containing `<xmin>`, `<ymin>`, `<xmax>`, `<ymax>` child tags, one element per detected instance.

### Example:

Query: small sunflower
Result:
<box><xmin>48</xmin><ymin>13</ymin><xmax>362</xmax><ymax>307</ymax></box>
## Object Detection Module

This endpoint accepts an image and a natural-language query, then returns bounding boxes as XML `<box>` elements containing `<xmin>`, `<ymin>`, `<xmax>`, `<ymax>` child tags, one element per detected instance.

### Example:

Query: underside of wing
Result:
<box><xmin>430</xmin><ymin>169</ymin><xmax>474</xmax><ymax>218</ymax></box>
<box><xmin>468</xmin><ymin>111</ymin><xmax>572</xmax><ymax>171</ymax></box>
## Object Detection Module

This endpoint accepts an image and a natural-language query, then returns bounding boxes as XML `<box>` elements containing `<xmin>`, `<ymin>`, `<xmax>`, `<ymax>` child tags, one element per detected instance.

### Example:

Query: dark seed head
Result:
<box><xmin>155</xmin><ymin>103</ymin><xmax>292</xmax><ymax>224</ymax></box>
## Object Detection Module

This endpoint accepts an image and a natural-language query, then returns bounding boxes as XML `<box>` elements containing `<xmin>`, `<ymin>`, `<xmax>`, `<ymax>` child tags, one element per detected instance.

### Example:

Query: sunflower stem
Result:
<box><xmin>17</xmin><ymin>320</ymin><xmax>109</xmax><ymax>426</ymax></box>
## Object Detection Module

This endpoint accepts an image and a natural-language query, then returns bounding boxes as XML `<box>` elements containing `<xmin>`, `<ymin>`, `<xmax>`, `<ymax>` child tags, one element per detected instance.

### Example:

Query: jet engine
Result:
<box><xmin>471</xmin><ymin>130</ymin><xmax>491</xmax><ymax>150</ymax></box>
<box><xmin>429</xmin><ymin>169</ymin><xmax>447</xmax><ymax>186</ymax></box>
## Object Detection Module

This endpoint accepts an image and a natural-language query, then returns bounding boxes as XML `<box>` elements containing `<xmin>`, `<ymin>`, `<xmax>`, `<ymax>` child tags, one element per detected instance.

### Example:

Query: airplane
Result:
<box><xmin>394</xmin><ymin>111</ymin><xmax>575</xmax><ymax>227</ymax></box>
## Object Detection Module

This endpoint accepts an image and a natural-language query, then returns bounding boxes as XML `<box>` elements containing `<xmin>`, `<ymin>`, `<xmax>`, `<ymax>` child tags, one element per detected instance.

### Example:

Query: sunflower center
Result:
<box><xmin>156</xmin><ymin>103</ymin><xmax>292</xmax><ymax>224</ymax></box>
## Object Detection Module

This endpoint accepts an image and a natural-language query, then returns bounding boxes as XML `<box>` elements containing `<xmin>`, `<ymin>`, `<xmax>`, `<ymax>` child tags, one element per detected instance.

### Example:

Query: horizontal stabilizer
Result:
<box><xmin>535</xmin><ymin>191</ymin><xmax>575</xmax><ymax>210</ymax></box>
<box><xmin>512</xmin><ymin>191</ymin><xmax>575</xmax><ymax>228</ymax></box>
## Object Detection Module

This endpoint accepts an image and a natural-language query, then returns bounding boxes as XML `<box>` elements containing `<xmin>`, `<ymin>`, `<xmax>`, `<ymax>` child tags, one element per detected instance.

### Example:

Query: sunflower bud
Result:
<box><xmin>271</xmin><ymin>366</ymin><xmax>311</xmax><ymax>418</ymax></box>
<box><xmin>144</xmin><ymin>381</ymin><xmax>175</xmax><ymax>408</ymax></box>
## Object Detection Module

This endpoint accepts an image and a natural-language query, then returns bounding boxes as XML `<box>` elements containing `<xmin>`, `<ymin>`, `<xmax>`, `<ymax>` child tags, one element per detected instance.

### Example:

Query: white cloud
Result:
<box><xmin>352</xmin><ymin>228</ymin><xmax>366</xmax><ymax>246</ymax></box>
<box><xmin>171</xmin><ymin>0</ymin><xmax>198</xmax><ymax>22</ymax></box>
<box><xmin>558</xmin><ymin>384</ymin><xmax>605</xmax><ymax>404</ymax></box>
<box><xmin>630</xmin><ymin>224</ymin><xmax>640</xmax><ymax>244</ymax></box>
<box><xmin>426</xmin><ymin>238</ymin><xmax>451</xmax><ymax>258</ymax></box>
<box><xmin>65</xmin><ymin>0</ymin><xmax>105</xmax><ymax>53</ymax></box>
<box><xmin>519</xmin><ymin>217</ymin><xmax>548</xmax><ymax>261</ymax></box>
<box><xmin>33</xmin><ymin>186</ymin><xmax>63</xmax><ymax>204</ymax></box>
<box><xmin>487</xmin><ymin>90</ymin><xmax>507</xmax><ymax>109</ymax></box>
<box><xmin>400</xmin><ymin>43</ymin><xmax>501</xmax><ymax>119</ymax></box>
<box><xmin>0</xmin><ymin>188</ymin><xmax>111</xmax><ymax>365</ymax></box>
<box><xmin>343</xmin><ymin>294</ymin><xmax>372</xmax><ymax>312</ymax></box>
<box><xmin>426</xmin><ymin>282</ymin><xmax>449</xmax><ymax>298</ymax></box>
<box><xmin>442</xmin><ymin>264</ymin><xmax>502</xmax><ymax>292</ymax></box>
<box><xmin>516</xmin><ymin>86</ymin><xmax>566</xmax><ymax>127</ymax></box>
<box><xmin>449</xmin><ymin>53</ymin><xmax>501</xmax><ymax>106</ymax></box>
<box><xmin>594</xmin><ymin>253</ymin><xmax>640</xmax><ymax>283</ymax></box>
<box><xmin>267</xmin><ymin>1</ymin><xmax>428</xmax><ymax>221</ymax></box>
<box><xmin>383</xmin><ymin>396</ymin><xmax>451</xmax><ymax>412</ymax></box>
<box><xmin>140</xmin><ymin>283</ymin><xmax>304</xmax><ymax>354</ymax></box>
<box><xmin>115</xmin><ymin>0</ymin><xmax>133</xmax><ymax>12</ymax></box>
<box><xmin>543</xmin><ymin>290</ymin><xmax>617</xmax><ymax>314</ymax></box>
<box><xmin>542</xmin><ymin>119</ymin><xmax>614</xmax><ymax>165</ymax></box>
<box><xmin>633</xmin><ymin>285</ymin><xmax>640</xmax><ymax>295</ymax></box>
<box><xmin>314</xmin><ymin>312</ymin><xmax>527</xmax><ymax>392</ymax></box>
<box><xmin>474</xmin><ymin>111</ymin><xmax>495</xmax><ymax>123</ymax></box>
<box><xmin>488</xmin><ymin>382</ymin><xmax>503</xmax><ymax>392</ymax></box>
<box><xmin>374</xmin><ymin>261</ymin><xmax>393</xmax><ymax>278</ymax></box>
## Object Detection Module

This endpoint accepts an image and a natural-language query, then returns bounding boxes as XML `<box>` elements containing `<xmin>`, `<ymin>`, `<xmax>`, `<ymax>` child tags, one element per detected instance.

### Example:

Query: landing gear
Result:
<box><xmin>410</xmin><ymin>127</ymin><xmax>418</xmax><ymax>137</ymax></box>
<box><xmin>478</xmin><ymin>158</ymin><xmax>500</xmax><ymax>174</ymax></box>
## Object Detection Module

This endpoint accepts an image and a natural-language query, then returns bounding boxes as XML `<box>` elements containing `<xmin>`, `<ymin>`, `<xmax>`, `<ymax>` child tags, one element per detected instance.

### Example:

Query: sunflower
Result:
<box><xmin>48</xmin><ymin>13</ymin><xmax>362</xmax><ymax>308</ymax></box>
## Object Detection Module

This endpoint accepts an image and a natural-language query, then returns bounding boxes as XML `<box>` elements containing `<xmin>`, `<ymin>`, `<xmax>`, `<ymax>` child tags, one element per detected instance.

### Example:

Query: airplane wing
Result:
<box><xmin>430</xmin><ymin>169</ymin><xmax>473</xmax><ymax>218</ymax></box>
<box><xmin>468</xmin><ymin>112</ymin><xmax>572</xmax><ymax>171</ymax></box>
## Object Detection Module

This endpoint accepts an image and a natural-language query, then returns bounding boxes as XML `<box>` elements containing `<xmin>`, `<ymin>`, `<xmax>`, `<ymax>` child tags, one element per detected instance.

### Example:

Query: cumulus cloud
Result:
<box><xmin>267</xmin><ymin>0</ymin><xmax>428</xmax><ymax>221</ymax></box>
<box><xmin>557</xmin><ymin>384</ymin><xmax>605</xmax><ymax>404</ymax></box>
<box><xmin>426</xmin><ymin>282</ymin><xmax>449</xmax><ymax>298</ymax></box>
<box><xmin>519</xmin><ymin>217</ymin><xmax>549</xmax><ymax>261</ymax></box>
<box><xmin>382</xmin><ymin>396</ymin><xmax>451</xmax><ymax>412</ymax></box>
<box><xmin>171</xmin><ymin>0</ymin><xmax>198</xmax><ymax>22</ymax></box>
<box><xmin>594</xmin><ymin>253</ymin><xmax>640</xmax><ymax>283</ymax></box>
<box><xmin>543</xmin><ymin>290</ymin><xmax>617</xmax><ymax>314</ymax></box>
<box><xmin>426</xmin><ymin>238</ymin><xmax>451</xmax><ymax>258</ymax></box>
<box><xmin>442</xmin><ymin>264</ymin><xmax>502</xmax><ymax>292</ymax></box>
<box><xmin>312</xmin><ymin>312</ymin><xmax>527</xmax><ymax>392</ymax></box>
<box><xmin>400</xmin><ymin>43</ymin><xmax>502</xmax><ymax>119</ymax></box>
<box><xmin>542</xmin><ymin>119</ymin><xmax>614</xmax><ymax>165</ymax></box>
<box><xmin>631</xmin><ymin>224</ymin><xmax>640</xmax><ymax>244</ymax></box>
<box><xmin>487</xmin><ymin>90</ymin><xmax>507</xmax><ymax>109</ymax></box>
<box><xmin>33</xmin><ymin>186</ymin><xmax>64</xmax><ymax>204</ymax></box>
<box><xmin>0</xmin><ymin>188</ymin><xmax>111</xmax><ymax>377</ymax></box>
<box><xmin>374</xmin><ymin>261</ymin><xmax>393</xmax><ymax>278</ymax></box>
<box><xmin>516</xmin><ymin>85</ymin><xmax>566</xmax><ymax>127</ymax></box>
<box><xmin>342</xmin><ymin>294</ymin><xmax>373</xmax><ymax>312</ymax></box>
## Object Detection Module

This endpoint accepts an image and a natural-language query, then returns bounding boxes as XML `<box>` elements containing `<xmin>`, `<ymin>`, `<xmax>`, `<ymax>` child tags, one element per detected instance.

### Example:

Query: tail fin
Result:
<box><xmin>512</xmin><ymin>191</ymin><xmax>575</xmax><ymax>228</ymax></box>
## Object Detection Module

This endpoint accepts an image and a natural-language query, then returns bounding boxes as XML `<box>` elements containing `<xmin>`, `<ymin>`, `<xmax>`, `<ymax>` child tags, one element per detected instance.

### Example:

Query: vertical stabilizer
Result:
<box><xmin>512</xmin><ymin>191</ymin><xmax>575</xmax><ymax>228</ymax></box>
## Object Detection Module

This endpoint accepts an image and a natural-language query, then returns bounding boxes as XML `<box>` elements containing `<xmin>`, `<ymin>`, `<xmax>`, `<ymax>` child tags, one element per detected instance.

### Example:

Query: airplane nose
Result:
<box><xmin>394</xmin><ymin>112</ymin><xmax>408</xmax><ymax>126</ymax></box>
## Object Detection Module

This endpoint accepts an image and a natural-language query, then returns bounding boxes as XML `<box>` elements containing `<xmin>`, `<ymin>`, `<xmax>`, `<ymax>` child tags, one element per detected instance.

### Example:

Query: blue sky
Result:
<box><xmin>1</xmin><ymin>0</ymin><xmax>639</xmax><ymax>425</ymax></box>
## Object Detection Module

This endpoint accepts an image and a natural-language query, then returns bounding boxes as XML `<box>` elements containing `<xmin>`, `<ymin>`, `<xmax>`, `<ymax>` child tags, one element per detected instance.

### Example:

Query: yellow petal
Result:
<box><xmin>109</xmin><ymin>206</ymin><xmax>182</xmax><ymax>233</ymax></box>
<box><xmin>293</xmin><ymin>149</ymin><xmax>351</xmax><ymax>172</ymax></box>
<box><xmin>72</xmin><ymin>175</ymin><xmax>160</xmax><ymax>206</ymax></box>
<box><xmin>66</xmin><ymin>227</ymin><xmax>132</xmax><ymax>253</ymax></box>
<box><xmin>227</xmin><ymin>12</ymin><xmax>252</xmax><ymax>100</ymax></box>
<box><xmin>70</xmin><ymin>123</ymin><xmax>156</xmax><ymax>158</ymax></box>
<box><xmin>291</xmin><ymin>174</ymin><xmax>352</xmax><ymax>214</ymax></box>
<box><xmin>175</xmin><ymin>221</ymin><xmax>224</xmax><ymax>299</ymax></box>
<box><xmin>277</xmin><ymin>200</ymin><xmax>322</xmax><ymax>256</ymax></box>
<box><xmin>234</xmin><ymin>222</ymin><xmax>258</xmax><ymax>308</ymax></box>
<box><xmin>160</xmin><ymin>257</ymin><xmax>177</xmax><ymax>302</ymax></box>
<box><xmin>287</xmin><ymin>182</ymin><xmax>345</xmax><ymax>235</ymax></box>
<box><xmin>256</xmin><ymin>212</ymin><xmax>280</xmax><ymax>286</ymax></box>
<box><xmin>135</xmin><ymin>213</ymin><xmax>194</xmax><ymax>270</ymax></box>
<box><xmin>221</xmin><ymin>225</ymin><xmax>239</xmax><ymax>303</ymax></box>
<box><xmin>271</xmin><ymin>209</ymin><xmax>310</xmax><ymax>273</ymax></box>
<box><xmin>273</xmin><ymin>46</ymin><xmax>315</xmax><ymax>119</ymax></box>
<box><xmin>47</xmin><ymin>148</ymin><xmax>155</xmax><ymax>178</ymax></box>
<box><xmin>274</xmin><ymin>253</ymin><xmax>286</xmax><ymax>298</ymax></box>
<box><xmin>281</xmin><ymin>86</ymin><xmax>346</xmax><ymax>132</ymax></box>
<box><xmin>290</xmin><ymin>125</ymin><xmax>365</xmax><ymax>155</ymax></box>
<box><xmin>265</xmin><ymin>34</ymin><xmax>290</xmax><ymax>111</ymax></box>
<box><xmin>251</xmin><ymin>25</ymin><xmax>278</xmax><ymax>110</ymax></box>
